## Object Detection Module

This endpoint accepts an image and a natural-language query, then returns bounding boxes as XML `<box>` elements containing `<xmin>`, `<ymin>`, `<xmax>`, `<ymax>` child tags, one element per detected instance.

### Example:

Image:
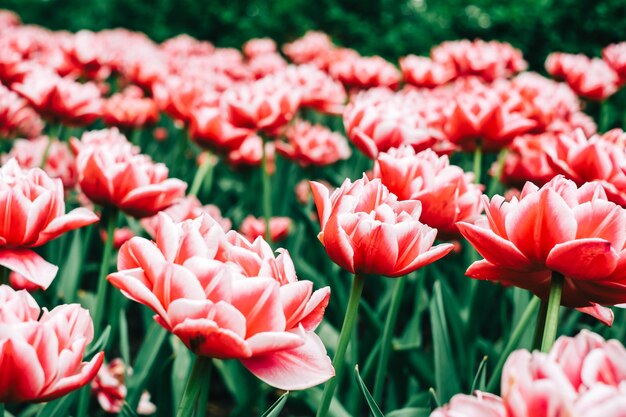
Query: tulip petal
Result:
<box><xmin>466</xmin><ymin>260</ymin><xmax>551</xmax><ymax>296</ymax></box>
<box><xmin>172</xmin><ymin>318</ymin><xmax>251</xmax><ymax>358</ymax></box>
<box><xmin>246</xmin><ymin>330</ymin><xmax>305</xmax><ymax>356</ymax></box>
<box><xmin>457</xmin><ymin>222</ymin><xmax>532</xmax><ymax>269</ymax></box>
<box><xmin>241</xmin><ymin>332</ymin><xmax>334</xmax><ymax>390</ymax></box>
<box><xmin>546</xmin><ymin>238</ymin><xmax>618</xmax><ymax>280</ymax></box>
<box><xmin>577</xmin><ymin>304</ymin><xmax>614</xmax><ymax>326</ymax></box>
<box><xmin>37</xmin><ymin>208</ymin><xmax>99</xmax><ymax>246</ymax></box>
<box><xmin>39</xmin><ymin>351</ymin><xmax>104</xmax><ymax>402</ymax></box>
<box><xmin>0</xmin><ymin>338</ymin><xmax>45</xmax><ymax>402</ymax></box>
<box><xmin>0</xmin><ymin>248</ymin><xmax>58</xmax><ymax>290</ymax></box>
<box><xmin>300</xmin><ymin>287</ymin><xmax>331</xmax><ymax>332</ymax></box>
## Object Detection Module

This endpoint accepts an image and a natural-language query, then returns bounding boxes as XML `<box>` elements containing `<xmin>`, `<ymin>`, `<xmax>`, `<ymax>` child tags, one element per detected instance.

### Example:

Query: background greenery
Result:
<box><xmin>1</xmin><ymin>0</ymin><xmax>625</xmax><ymax>70</ymax></box>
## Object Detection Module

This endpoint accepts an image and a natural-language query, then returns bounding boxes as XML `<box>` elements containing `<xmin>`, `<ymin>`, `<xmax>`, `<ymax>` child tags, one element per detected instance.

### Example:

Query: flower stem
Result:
<box><xmin>487</xmin><ymin>148</ymin><xmax>508</xmax><ymax>196</ymax></box>
<box><xmin>189</xmin><ymin>151</ymin><xmax>215</xmax><ymax>198</ymax></box>
<box><xmin>540</xmin><ymin>272</ymin><xmax>564</xmax><ymax>352</ymax></box>
<box><xmin>92</xmin><ymin>208</ymin><xmax>118</xmax><ymax>337</ymax></box>
<box><xmin>486</xmin><ymin>296</ymin><xmax>540</xmax><ymax>392</ymax></box>
<box><xmin>473</xmin><ymin>143</ymin><xmax>482</xmax><ymax>184</ymax></box>
<box><xmin>261</xmin><ymin>140</ymin><xmax>272</xmax><ymax>243</ymax></box>
<box><xmin>176</xmin><ymin>356</ymin><xmax>212</xmax><ymax>417</ymax></box>
<box><xmin>373</xmin><ymin>275</ymin><xmax>406</xmax><ymax>404</ymax></box>
<box><xmin>316</xmin><ymin>274</ymin><xmax>366</xmax><ymax>417</ymax></box>
<box><xmin>130</xmin><ymin>129</ymin><xmax>142</xmax><ymax>147</ymax></box>
<box><xmin>0</xmin><ymin>402</ymin><xmax>4</xmax><ymax>416</ymax></box>
<box><xmin>532</xmin><ymin>298</ymin><xmax>548</xmax><ymax>350</ymax></box>
<box><xmin>40</xmin><ymin>124</ymin><xmax>63</xmax><ymax>169</ymax></box>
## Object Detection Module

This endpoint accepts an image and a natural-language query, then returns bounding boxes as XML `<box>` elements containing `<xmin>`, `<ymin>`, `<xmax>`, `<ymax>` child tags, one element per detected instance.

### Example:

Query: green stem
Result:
<box><xmin>261</xmin><ymin>139</ymin><xmax>273</xmax><ymax>243</ymax></box>
<box><xmin>316</xmin><ymin>274</ymin><xmax>366</xmax><ymax>417</ymax></box>
<box><xmin>176</xmin><ymin>356</ymin><xmax>212</xmax><ymax>417</ymax></box>
<box><xmin>195</xmin><ymin>360</ymin><xmax>212</xmax><ymax>417</ymax></box>
<box><xmin>40</xmin><ymin>125</ymin><xmax>63</xmax><ymax>169</ymax></box>
<box><xmin>373</xmin><ymin>275</ymin><xmax>407</xmax><ymax>404</ymax></box>
<box><xmin>532</xmin><ymin>298</ymin><xmax>549</xmax><ymax>350</ymax></box>
<box><xmin>92</xmin><ymin>209</ymin><xmax>118</xmax><ymax>337</ymax></box>
<box><xmin>188</xmin><ymin>151</ymin><xmax>214</xmax><ymax>198</ymax></box>
<box><xmin>473</xmin><ymin>143</ymin><xmax>483</xmax><ymax>184</ymax></box>
<box><xmin>0</xmin><ymin>266</ymin><xmax>8</xmax><ymax>285</ymax></box>
<box><xmin>0</xmin><ymin>402</ymin><xmax>4</xmax><ymax>417</ymax></box>
<box><xmin>540</xmin><ymin>272</ymin><xmax>564</xmax><ymax>352</ymax></box>
<box><xmin>130</xmin><ymin>129</ymin><xmax>142</xmax><ymax>147</ymax></box>
<box><xmin>486</xmin><ymin>296</ymin><xmax>541</xmax><ymax>392</ymax></box>
<box><xmin>486</xmin><ymin>148</ymin><xmax>508</xmax><ymax>196</ymax></box>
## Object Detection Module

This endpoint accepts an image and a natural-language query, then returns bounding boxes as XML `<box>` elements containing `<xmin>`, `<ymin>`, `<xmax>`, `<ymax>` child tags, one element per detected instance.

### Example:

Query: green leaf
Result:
<box><xmin>471</xmin><ymin>356</ymin><xmax>489</xmax><ymax>393</ymax></box>
<box><xmin>297</xmin><ymin>387</ymin><xmax>351</xmax><ymax>417</ymax></box>
<box><xmin>126</xmin><ymin>322</ymin><xmax>168</xmax><ymax>408</ymax></box>
<box><xmin>55</xmin><ymin>229</ymin><xmax>83</xmax><ymax>303</ymax></box>
<box><xmin>261</xmin><ymin>391</ymin><xmax>290</xmax><ymax>417</ymax></box>
<box><xmin>386</xmin><ymin>408</ymin><xmax>431</xmax><ymax>417</ymax></box>
<box><xmin>119</xmin><ymin>309</ymin><xmax>131</xmax><ymax>368</ymax></box>
<box><xmin>429</xmin><ymin>281</ymin><xmax>460</xmax><ymax>403</ymax></box>
<box><xmin>354</xmin><ymin>365</ymin><xmax>383</xmax><ymax>417</ymax></box>
<box><xmin>85</xmin><ymin>325</ymin><xmax>110</xmax><ymax>359</ymax></box>
<box><xmin>36</xmin><ymin>392</ymin><xmax>76</xmax><ymax>417</ymax></box>
<box><xmin>170</xmin><ymin>335</ymin><xmax>193</xmax><ymax>408</ymax></box>
<box><xmin>120</xmin><ymin>403</ymin><xmax>139</xmax><ymax>417</ymax></box>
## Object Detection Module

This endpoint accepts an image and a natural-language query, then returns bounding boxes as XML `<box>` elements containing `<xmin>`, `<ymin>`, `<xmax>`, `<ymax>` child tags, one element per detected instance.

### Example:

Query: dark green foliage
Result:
<box><xmin>1</xmin><ymin>0</ymin><xmax>625</xmax><ymax>70</ymax></box>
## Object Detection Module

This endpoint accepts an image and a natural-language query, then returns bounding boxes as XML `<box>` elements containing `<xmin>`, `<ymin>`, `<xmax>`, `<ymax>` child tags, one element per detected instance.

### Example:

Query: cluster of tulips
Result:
<box><xmin>2</xmin><ymin>6</ymin><xmax>626</xmax><ymax>417</ymax></box>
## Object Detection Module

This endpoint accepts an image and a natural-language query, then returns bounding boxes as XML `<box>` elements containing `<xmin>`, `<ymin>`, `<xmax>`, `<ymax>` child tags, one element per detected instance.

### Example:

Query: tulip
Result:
<box><xmin>430</xmin><ymin>392</ymin><xmax>506</xmax><ymax>417</ymax></box>
<box><xmin>400</xmin><ymin>55</ymin><xmax>456</xmax><ymax>88</ymax></box>
<box><xmin>108</xmin><ymin>213</ymin><xmax>333</xmax><ymax>395</ymax></box>
<box><xmin>239</xmin><ymin>215</ymin><xmax>291</xmax><ymax>243</ymax></box>
<box><xmin>546</xmin><ymin>53</ymin><xmax>619</xmax><ymax>101</ymax></box>
<box><xmin>243</xmin><ymin>38</ymin><xmax>277</xmax><ymax>58</ymax></box>
<box><xmin>188</xmin><ymin>105</ymin><xmax>251</xmax><ymax>153</ymax></box>
<box><xmin>75</xmin><ymin>132</ymin><xmax>186</xmax><ymax>218</ymax></box>
<box><xmin>603</xmin><ymin>42</ymin><xmax>626</xmax><ymax>84</ymax></box>
<box><xmin>282</xmin><ymin>65</ymin><xmax>347</xmax><ymax>114</ymax></box>
<box><xmin>276</xmin><ymin>120</ymin><xmax>351</xmax><ymax>167</ymax></box>
<box><xmin>0</xmin><ymin>159</ymin><xmax>98</xmax><ymax>289</ymax></box>
<box><xmin>458</xmin><ymin>176</ymin><xmax>626</xmax><ymax>348</ymax></box>
<box><xmin>102</xmin><ymin>86</ymin><xmax>159</xmax><ymax>129</ymax></box>
<box><xmin>0</xmin><ymin>84</ymin><xmax>43</xmax><ymax>139</ymax></box>
<box><xmin>329</xmin><ymin>55</ymin><xmax>401</xmax><ymax>90</ymax></box>
<box><xmin>0</xmin><ymin>285</ymin><xmax>104</xmax><ymax>403</ymax></box>
<box><xmin>374</xmin><ymin>146</ymin><xmax>483</xmax><ymax>238</ymax></box>
<box><xmin>283</xmin><ymin>31</ymin><xmax>334</xmax><ymax>66</ymax></box>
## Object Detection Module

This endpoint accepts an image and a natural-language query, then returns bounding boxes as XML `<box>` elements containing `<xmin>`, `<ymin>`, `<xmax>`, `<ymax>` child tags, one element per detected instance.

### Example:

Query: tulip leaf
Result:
<box><xmin>36</xmin><ymin>392</ymin><xmax>76</xmax><ymax>417</ymax></box>
<box><xmin>470</xmin><ymin>355</ymin><xmax>489</xmax><ymax>393</ymax></box>
<box><xmin>55</xmin><ymin>229</ymin><xmax>83</xmax><ymax>303</ymax></box>
<box><xmin>170</xmin><ymin>335</ymin><xmax>193</xmax><ymax>408</ymax></box>
<box><xmin>429</xmin><ymin>281</ymin><xmax>460</xmax><ymax>403</ymax></box>
<box><xmin>126</xmin><ymin>322</ymin><xmax>168</xmax><ymax>408</ymax></box>
<box><xmin>354</xmin><ymin>365</ymin><xmax>384</xmax><ymax>417</ymax></box>
<box><xmin>296</xmin><ymin>387</ymin><xmax>351</xmax><ymax>417</ymax></box>
<box><xmin>261</xmin><ymin>391</ymin><xmax>290</xmax><ymax>417</ymax></box>
<box><xmin>120</xmin><ymin>403</ymin><xmax>139</xmax><ymax>417</ymax></box>
<box><xmin>85</xmin><ymin>325</ymin><xmax>110</xmax><ymax>358</ymax></box>
<box><xmin>386</xmin><ymin>408</ymin><xmax>431</xmax><ymax>417</ymax></box>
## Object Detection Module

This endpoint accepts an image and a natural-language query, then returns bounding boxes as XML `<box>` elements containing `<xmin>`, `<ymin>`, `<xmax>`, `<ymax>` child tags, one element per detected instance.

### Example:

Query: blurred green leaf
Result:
<box><xmin>261</xmin><ymin>391</ymin><xmax>290</xmax><ymax>417</ymax></box>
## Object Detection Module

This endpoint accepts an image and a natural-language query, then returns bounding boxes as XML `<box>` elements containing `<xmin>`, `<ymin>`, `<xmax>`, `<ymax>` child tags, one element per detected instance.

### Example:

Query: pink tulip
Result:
<box><xmin>373</xmin><ymin>146</ymin><xmax>483</xmax><ymax>238</ymax></box>
<box><xmin>282</xmin><ymin>65</ymin><xmax>347</xmax><ymax>114</ymax></box>
<box><xmin>243</xmin><ymin>38</ymin><xmax>277</xmax><ymax>59</ymax></box>
<box><xmin>0</xmin><ymin>159</ymin><xmax>98</xmax><ymax>289</ymax></box>
<box><xmin>108</xmin><ymin>213</ymin><xmax>333</xmax><ymax>390</ymax></box>
<box><xmin>603</xmin><ymin>42</ymin><xmax>626</xmax><ymax>84</ymax></box>
<box><xmin>75</xmin><ymin>131</ymin><xmax>186</xmax><ymax>218</ymax></box>
<box><xmin>546</xmin><ymin>53</ymin><xmax>619</xmax><ymax>100</ymax></box>
<box><xmin>329</xmin><ymin>55</ymin><xmax>401</xmax><ymax>90</ymax></box>
<box><xmin>282</xmin><ymin>31</ymin><xmax>334</xmax><ymax>67</ymax></box>
<box><xmin>400</xmin><ymin>55</ymin><xmax>456</xmax><ymax>88</ymax></box>
<box><xmin>549</xmin><ymin>329</ymin><xmax>605</xmax><ymax>390</ymax></box>
<box><xmin>189</xmin><ymin>105</ymin><xmax>252</xmax><ymax>152</ymax></box>
<box><xmin>458</xmin><ymin>176</ymin><xmax>626</xmax><ymax>322</ymax></box>
<box><xmin>0</xmin><ymin>84</ymin><xmax>43</xmax><ymax>139</ymax></box>
<box><xmin>310</xmin><ymin>175</ymin><xmax>454</xmax><ymax>277</ymax></box>
<box><xmin>276</xmin><ymin>120</ymin><xmax>351</xmax><ymax>167</ymax></box>
<box><xmin>430</xmin><ymin>392</ymin><xmax>506</xmax><ymax>417</ymax></box>
<box><xmin>102</xmin><ymin>86</ymin><xmax>159</xmax><ymax>129</ymax></box>
<box><xmin>0</xmin><ymin>285</ymin><xmax>104</xmax><ymax>402</ymax></box>
<box><xmin>239</xmin><ymin>215</ymin><xmax>291</xmax><ymax>243</ymax></box>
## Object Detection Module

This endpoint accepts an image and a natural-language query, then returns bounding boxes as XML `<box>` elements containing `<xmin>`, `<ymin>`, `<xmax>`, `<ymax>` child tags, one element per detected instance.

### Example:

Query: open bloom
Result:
<box><xmin>102</xmin><ymin>86</ymin><xmax>159</xmax><ymax>129</ymax></box>
<box><xmin>0</xmin><ymin>285</ymin><xmax>104</xmax><ymax>403</ymax></box>
<box><xmin>430</xmin><ymin>392</ymin><xmax>506</xmax><ymax>417</ymax></box>
<box><xmin>546</xmin><ymin>53</ymin><xmax>619</xmax><ymax>100</ymax></box>
<box><xmin>276</xmin><ymin>120</ymin><xmax>351</xmax><ymax>167</ymax></box>
<box><xmin>189</xmin><ymin>105</ymin><xmax>252</xmax><ymax>152</ymax></box>
<box><xmin>329</xmin><ymin>55</ymin><xmax>401</xmax><ymax>90</ymax></box>
<box><xmin>400</xmin><ymin>55</ymin><xmax>456</xmax><ymax>88</ymax></box>
<box><xmin>373</xmin><ymin>147</ymin><xmax>482</xmax><ymax>238</ymax></box>
<box><xmin>603</xmin><ymin>42</ymin><xmax>626</xmax><ymax>84</ymax></box>
<box><xmin>282</xmin><ymin>65</ymin><xmax>347</xmax><ymax>114</ymax></box>
<box><xmin>0</xmin><ymin>159</ymin><xmax>98</xmax><ymax>289</ymax></box>
<box><xmin>310</xmin><ymin>175</ymin><xmax>454</xmax><ymax>277</ymax></box>
<box><xmin>457</xmin><ymin>176</ymin><xmax>626</xmax><ymax>320</ymax></box>
<box><xmin>91</xmin><ymin>359</ymin><xmax>156</xmax><ymax>415</ymax></box>
<box><xmin>0</xmin><ymin>84</ymin><xmax>43</xmax><ymax>139</ymax></box>
<box><xmin>239</xmin><ymin>215</ymin><xmax>291</xmax><ymax>243</ymax></box>
<box><xmin>107</xmin><ymin>213</ymin><xmax>333</xmax><ymax>390</ymax></box>
<box><xmin>75</xmin><ymin>133</ymin><xmax>187</xmax><ymax>218</ymax></box>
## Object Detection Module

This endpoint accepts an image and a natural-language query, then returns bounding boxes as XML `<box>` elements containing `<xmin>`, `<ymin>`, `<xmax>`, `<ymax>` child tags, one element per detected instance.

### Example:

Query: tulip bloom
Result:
<box><xmin>0</xmin><ymin>285</ymin><xmax>104</xmax><ymax>403</ymax></box>
<box><xmin>400</xmin><ymin>55</ymin><xmax>456</xmax><ymax>88</ymax></box>
<box><xmin>546</xmin><ymin>53</ymin><xmax>619</xmax><ymax>100</ymax></box>
<box><xmin>0</xmin><ymin>84</ymin><xmax>43</xmax><ymax>139</ymax></box>
<box><xmin>282</xmin><ymin>65</ymin><xmax>347</xmax><ymax>114</ymax></box>
<box><xmin>239</xmin><ymin>215</ymin><xmax>291</xmax><ymax>243</ymax></box>
<box><xmin>329</xmin><ymin>55</ymin><xmax>401</xmax><ymax>90</ymax></box>
<box><xmin>374</xmin><ymin>147</ymin><xmax>483</xmax><ymax>238</ymax></box>
<box><xmin>0</xmin><ymin>159</ymin><xmax>98</xmax><ymax>289</ymax></box>
<box><xmin>102</xmin><ymin>86</ymin><xmax>159</xmax><ymax>129</ymax></box>
<box><xmin>276</xmin><ymin>120</ymin><xmax>351</xmax><ymax>167</ymax></box>
<box><xmin>458</xmin><ymin>176</ymin><xmax>626</xmax><ymax>320</ymax></box>
<box><xmin>108</xmin><ymin>213</ymin><xmax>333</xmax><ymax>390</ymax></box>
<box><xmin>189</xmin><ymin>105</ymin><xmax>251</xmax><ymax>152</ymax></box>
<box><xmin>75</xmin><ymin>133</ymin><xmax>187</xmax><ymax>218</ymax></box>
<box><xmin>430</xmin><ymin>392</ymin><xmax>506</xmax><ymax>417</ymax></box>
<box><xmin>603</xmin><ymin>42</ymin><xmax>626</xmax><ymax>84</ymax></box>
<box><xmin>311</xmin><ymin>176</ymin><xmax>454</xmax><ymax>277</ymax></box>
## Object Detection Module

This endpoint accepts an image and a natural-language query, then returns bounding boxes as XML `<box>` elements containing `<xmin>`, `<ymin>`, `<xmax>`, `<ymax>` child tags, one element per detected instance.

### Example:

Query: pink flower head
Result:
<box><xmin>4</xmin><ymin>136</ymin><xmax>77</xmax><ymax>189</ymax></box>
<box><xmin>400</xmin><ymin>55</ymin><xmax>456</xmax><ymax>88</ymax></box>
<box><xmin>498</xmin><ymin>133</ymin><xmax>560</xmax><ymax>188</ymax></box>
<box><xmin>276</xmin><ymin>120</ymin><xmax>351</xmax><ymax>167</ymax></box>
<box><xmin>75</xmin><ymin>132</ymin><xmax>186</xmax><ymax>218</ymax></box>
<box><xmin>0</xmin><ymin>84</ymin><xmax>43</xmax><ymax>139</ymax></box>
<box><xmin>430</xmin><ymin>392</ymin><xmax>506</xmax><ymax>417</ymax></box>
<box><xmin>282</xmin><ymin>65</ymin><xmax>347</xmax><ymax>115</ymax></box>
<box><xmin>91</xmin><ymin>358</ymin><xmax>156</xmax><ymax>415</ymax></box>
<box><xmin>458</xmin><ymin>176</ymin><xmax>626</xmax><ymax>319</ymax></box>
<box><xmin>0</xmin><ymin>159</ymin><xmax>98</xmax><ymax>289</ymax></box>
<box><xmin>374</xmin><ymin>146</ymin><xmax>483</xmax><ymax>238</ymax></box>
<box><xmin>0</xmin><ymin>285</ymin><xmax>104</xmax><ymax>402</ymax></box>
<box><xmin>283</xmin><ymin>31</ymin><xmax>334</xmax><ymax>66</ymax></box>
<box><xmin>310</xmin><ymin>175</ymin><xmax>454</xmax><ymax>277</ymax></box>
<box><xmin>329</xmin><ymin>55</ymin><xmax>401</xmax><ymax>90</ymax></box>
<box><xmin>102</xmin><ymin>86</ymin><xmax>159</xmax><ymax>129</ymax></box>
<box><xmin>243</xmin><ymin>38</ymin><xmax>277</xmax><ymax>59</ymax></box>
<box><xmin>12</xmin><ymin>68</ymin><xmax>102</xmax><ymax>126</ymax></box>
<box><xmin>189</xmin><ymin>105</ymin><xmax>252</xmax><ymax>153</ymax></box>
<box><xmin>60</xmin><ymin>30</ymin><xmax>111</xmax><ymax>81</ymax></box>
<box><xmin>239</xmin><ymin>215</ymin><xmax>291</xmax><ymax>243</ymax></box>
<box><xmin>108</xmin><ymin>213</ymin><xmax>333</xmax><ymax>390</ymax></box>
<box><xmin>247</xmin><ymin>53</ymin><xmax>288</xmax><ymax>79</ymax></box>
<box><xmin>603</xmin><ymin>42</ymin><xmax>626</xmax><ymax>84</ymax></box>
<box><xmin>141</xmin><ymin>195</ymin><xmax>231</xmax><ymax>237</ymax></box>
<box><xmin>223</xmin><ymin>76</ymin><xmax>300</xmax><ymax>134</ymax></box>
<box><xmin>343</xmin><ymin>88</ymin><xmax>436</xmax><ymax>159</ymax></box>
<box><xmin>227</xmin><ymin>135</ymin><xmax>275</xmax><ymax>172</ymax></box>
<box><xmin>546</xmin><ymin>53</ymin><xmax>619</xmax><ymax>100</ymax></box>
<box><xmin>546</xmin><ymin>129</ymin><xmax>626</xmax><ymax>206</ymax></box>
